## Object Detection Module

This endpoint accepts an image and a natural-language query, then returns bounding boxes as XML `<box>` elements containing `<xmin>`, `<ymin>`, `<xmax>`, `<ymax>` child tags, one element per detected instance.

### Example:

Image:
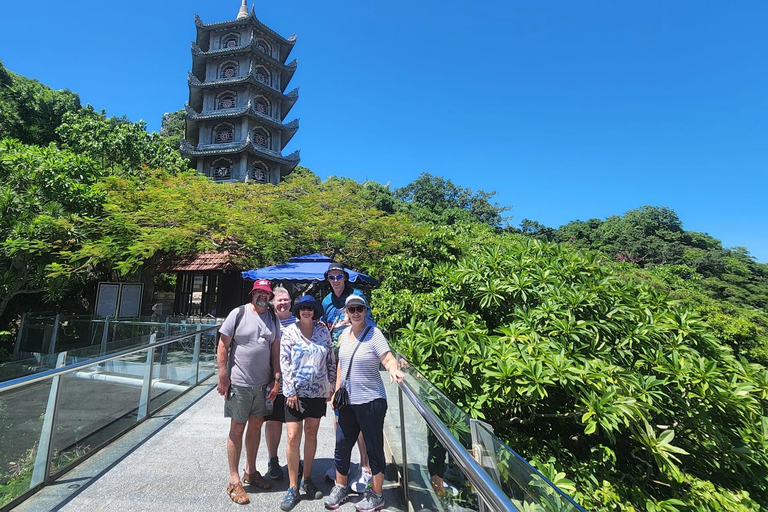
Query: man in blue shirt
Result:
<box><xmin>322</xmin><ymin>262</ymin><xmax>374</xmax><ymax>347</ymax></box>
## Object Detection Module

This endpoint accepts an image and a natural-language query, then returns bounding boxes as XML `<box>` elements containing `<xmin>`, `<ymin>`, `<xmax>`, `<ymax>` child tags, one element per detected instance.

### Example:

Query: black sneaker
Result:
<box><xmin>301</xmin><ymin>477</ymin><xmax>323</xmax><ymax>500</ymax></box>
<box><xmin>268</xmin><ymin>456</ymin><xmax>284</xmax><ymax>480</ymax></box>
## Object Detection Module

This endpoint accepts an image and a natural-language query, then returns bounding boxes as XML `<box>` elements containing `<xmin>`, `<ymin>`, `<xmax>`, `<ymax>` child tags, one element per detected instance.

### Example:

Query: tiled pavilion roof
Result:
<box><xmin>151</xmin><ymin>251</ymin><xmax>241</xmax><ymax>272</ymax></box>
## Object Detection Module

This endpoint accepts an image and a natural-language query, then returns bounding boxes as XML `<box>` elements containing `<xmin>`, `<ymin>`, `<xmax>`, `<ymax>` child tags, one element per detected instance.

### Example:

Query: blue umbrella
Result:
<box><xmin>241</xmin><ymin>253</ymin><xmax>379</xmax><ymax>286</ymax></box>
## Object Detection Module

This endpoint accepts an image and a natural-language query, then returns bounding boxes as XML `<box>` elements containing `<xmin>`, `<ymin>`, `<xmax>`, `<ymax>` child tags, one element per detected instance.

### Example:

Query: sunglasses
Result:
<box><xmin>347</xmin><ymin>306</ymin><xmax>366</xmax><ymax>314</ymax></box>
<box><xmin>328</xmin><ymin>274</ymin><xmax>345</xmax><ymax>281</ymax></box>
<box><xmin>298</xmin><ymin>305</ymin><xmax>315</xmax><ymax>311</ymax></box>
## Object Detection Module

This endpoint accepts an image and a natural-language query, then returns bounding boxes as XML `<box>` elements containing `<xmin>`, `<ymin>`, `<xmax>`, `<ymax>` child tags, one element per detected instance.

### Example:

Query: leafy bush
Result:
<box><xmin>372</xmin><ymin>224</ymin><xmax>768</xmax><ymax>510</ymax></box>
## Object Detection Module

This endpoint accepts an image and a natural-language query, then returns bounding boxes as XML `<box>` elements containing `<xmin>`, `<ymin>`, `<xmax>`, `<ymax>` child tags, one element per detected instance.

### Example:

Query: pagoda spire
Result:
<box><xmin>237</xmin><ymin>0</ymin><xmax>248</xmax><ymax>19</ymax></box>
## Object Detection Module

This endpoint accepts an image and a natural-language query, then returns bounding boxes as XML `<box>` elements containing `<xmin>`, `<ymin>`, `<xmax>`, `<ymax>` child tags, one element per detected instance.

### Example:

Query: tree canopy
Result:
<box><xmin>0</xmin><ymin>59</ymin><xmax>81</xmax><ymax>146</ymax></box>
<box><xmin>393</xmin><ymin>172</ymin><xmax>510</xmax><ymax>227</ymax></box>
<box><xmin>0</xmin><ymin>138</ymin><xmax>106</xmax><ymax>319</ymax></box>
<box><xmin>372</xmin><ymin>224</ymin><xmax>768</xmax><ymax>510</ymax></box>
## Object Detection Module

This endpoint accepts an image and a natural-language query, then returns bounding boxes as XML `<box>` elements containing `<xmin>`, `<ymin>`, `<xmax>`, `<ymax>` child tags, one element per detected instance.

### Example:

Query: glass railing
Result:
<box><xmin>5</xmin><ymin>314</ymin><xmax>219</xmax><ymax>382</ymax></box>
<box><xmin>0</xmin><ymin>324</ymin><xmax>220</xmax><ymax>509</ymax></box>
<box><xmin>387</xmin><ymin>354</ymin><xmax>585</xmax><ymax>512</ymax></box>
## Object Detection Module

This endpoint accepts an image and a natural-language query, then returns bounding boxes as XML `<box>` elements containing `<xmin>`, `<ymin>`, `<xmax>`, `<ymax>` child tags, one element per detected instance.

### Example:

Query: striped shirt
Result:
<box><xmin>337</xmin><ymin>325</ymin><xmax>391</xmax><ymax>405</ymax></box>
<box><xmin>274</xmin><ymin>314</ymin><xmax>296</xmax><ymax>394</ymax></box>
<box><xmin>279</xmin><ymin>315</ymin><xmax>297</xmax><ymax>329</ymax></box>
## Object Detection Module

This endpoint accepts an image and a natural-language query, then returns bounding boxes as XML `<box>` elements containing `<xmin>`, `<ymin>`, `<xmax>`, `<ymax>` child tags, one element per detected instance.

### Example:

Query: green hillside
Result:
<box><xmin>2</xmin><ymin>61</ymin><xmax>768</xmax><ymax>510</ymax></box>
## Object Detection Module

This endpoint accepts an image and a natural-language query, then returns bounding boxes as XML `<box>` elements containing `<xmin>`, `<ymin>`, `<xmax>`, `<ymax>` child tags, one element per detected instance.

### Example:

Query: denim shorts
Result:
<box><xmin>225</xmin><ymin>384</ymin><xmax>269</xmax><ymax>423</ymax></box>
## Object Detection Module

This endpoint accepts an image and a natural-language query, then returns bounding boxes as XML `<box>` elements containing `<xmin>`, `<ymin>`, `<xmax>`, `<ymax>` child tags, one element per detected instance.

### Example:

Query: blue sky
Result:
<box><xmin>1</xmin><ymin>1</ymin><xmax>766</xmax><ymax>262</ymax></box>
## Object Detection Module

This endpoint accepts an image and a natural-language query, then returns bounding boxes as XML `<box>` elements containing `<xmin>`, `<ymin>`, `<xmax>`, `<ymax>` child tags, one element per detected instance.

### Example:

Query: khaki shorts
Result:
<box><xmin>225</xmin><ymin>384</ymin><xmax>269</xmax><ymax>423</ymax></box>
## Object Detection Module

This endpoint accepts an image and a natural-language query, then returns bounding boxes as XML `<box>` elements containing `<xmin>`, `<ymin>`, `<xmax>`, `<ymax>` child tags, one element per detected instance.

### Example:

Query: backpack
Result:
<box><xmin>227</xmin><ymin>304</ymin><xmax>278</xmax><ymax>341</ymax></box>
<box><xmin>221</xmin><ymin>305</ymin><xmax>279</xmax><ymax>379</ymax></box>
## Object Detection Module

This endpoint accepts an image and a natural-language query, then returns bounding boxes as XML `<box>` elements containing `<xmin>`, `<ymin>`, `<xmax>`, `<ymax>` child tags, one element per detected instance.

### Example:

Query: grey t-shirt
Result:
<box><xmin>219</xmin><ymin>305</ymin><xmax>278</xmax><ymax>387</ymax></box>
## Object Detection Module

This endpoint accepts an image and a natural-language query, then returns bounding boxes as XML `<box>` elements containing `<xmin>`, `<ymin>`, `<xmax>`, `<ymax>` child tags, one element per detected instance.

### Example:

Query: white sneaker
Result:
<box><xmin>352</xmin><ymin>467</ymin><xmax>372</xmax><ymax>494</ymax></box>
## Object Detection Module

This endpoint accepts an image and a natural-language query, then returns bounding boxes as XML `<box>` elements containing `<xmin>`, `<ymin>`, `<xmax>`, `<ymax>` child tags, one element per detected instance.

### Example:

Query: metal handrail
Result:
<box><xmin>473</xmin><ymin>420</ymin><xmax>585</xmax><ymax>511</ymax></box>
<box><xmin>0</xmin><ymin>324</ymin><xmax>220</xmax><ymax>393</ymax></box>
<box><xmin>398</xmin><ymin>376</ymin><xmax>518</xmax><ymax>512</ymax></box>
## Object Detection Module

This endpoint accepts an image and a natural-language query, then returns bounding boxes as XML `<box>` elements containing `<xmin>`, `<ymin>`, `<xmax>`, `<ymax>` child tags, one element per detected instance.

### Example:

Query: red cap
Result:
<box><xmin>249</xmin><ymin>279</ymin><xmax>274</xmax><ymax>298</ymax></box>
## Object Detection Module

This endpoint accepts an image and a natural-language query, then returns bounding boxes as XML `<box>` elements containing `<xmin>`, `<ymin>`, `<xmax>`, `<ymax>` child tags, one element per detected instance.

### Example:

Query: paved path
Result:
<box><xmin>15</xmin><ymin>380</ymin><xmax>403</xmax><ymax>511</ymax></box>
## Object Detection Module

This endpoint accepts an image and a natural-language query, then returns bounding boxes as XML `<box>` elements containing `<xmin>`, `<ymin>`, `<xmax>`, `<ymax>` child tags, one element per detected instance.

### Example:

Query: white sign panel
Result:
<box><xmin>118</xmin><ymin>283</ymin><xmax>143</xmax><ymax>318</ymax></box>
<box><xmin>95</xmin><ymin>283</ymin><xmax>120</xmax><ymax>317</ymax></box>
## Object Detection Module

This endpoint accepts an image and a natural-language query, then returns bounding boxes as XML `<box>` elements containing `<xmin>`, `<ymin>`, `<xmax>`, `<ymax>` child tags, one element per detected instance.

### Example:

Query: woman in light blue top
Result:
<box><xmin>279</xmin><ymin>295</ymin><xmax>336</xmax><ymax>510</ymax></box>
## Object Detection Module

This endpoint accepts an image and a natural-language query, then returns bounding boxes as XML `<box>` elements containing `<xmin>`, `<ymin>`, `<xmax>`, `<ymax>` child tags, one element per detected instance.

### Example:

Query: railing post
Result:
<box><xmin>398</xmin><ymin>384</ymin><xmax>409</xmax><ymax>505</ymax></box>
<box><xmin>13</xmin><ymin>312</ymin><xmax>26</xmax><ymax>360</ymax></box>
<box><xmin>399</xmin><ymin>378</ymin><xmax>518</xmax><ymax>512</ymax></box>
<box><xmin>47</xmin><ymin>314</ymin><xmax>61</xmax><ymax>355</ymax></box>
<box><xmin>160</xmin><ymin>318</ymin><xmax>170</xmax><ymax>378</ymax></box>
<box><xmin>100</xmin><ymin>315</ymin><xmax>111</xmax><ymax>356</ymax></box>
<box><xmin>471</xmin><ymin>418</ymin><xmax>488</xmax><ymax>512</ymax></box>
<box><xmin>31</xmin><ymin>351</ymin><xmax>67</xmax><ymax>488</ymax></box>
<box><xmin>193</xmin><ymin>324</ymin><xmax>202</xmax><ymax>385</ymax></box>
<box><xmin>137</xmin><ymin>333</ymin><xmax>156</xmax><ymax>421</ymax></box>
<box><xmin>471</xmin><ymin>418</ymin><xmax>502</xmax><ymax>512</ymax></box>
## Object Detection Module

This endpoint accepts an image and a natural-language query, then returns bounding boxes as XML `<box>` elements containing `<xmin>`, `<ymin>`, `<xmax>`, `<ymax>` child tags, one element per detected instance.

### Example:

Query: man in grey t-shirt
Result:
<box><xmin>217</xmin><ymin>279</ymin><xmax>281</xmax><ymax>504</ymax></box>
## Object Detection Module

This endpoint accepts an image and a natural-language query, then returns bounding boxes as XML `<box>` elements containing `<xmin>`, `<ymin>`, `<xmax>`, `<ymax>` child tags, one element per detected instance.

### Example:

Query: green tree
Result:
<box><xmin>0</xmin><ymin>60</ymin><xmax>81</xmax><ymax>146</ymax></box>
<box><xmin>56</xmin><ymin>106</ymin><xmax>190</xmax><ymax>175</ymax></box>
<box><xmin>0</xmin><ymin>138</ymin><xmax>104</xmax><ymax>319</ymax></box>
<box><xmin>159</xmin><ymin>108</ymin><xmax>185</xmax><ymax>148</ymax></box>
<box><xmin>597</xmin><ymin>206</ymin><xmax>687</xmax><ymax>265</ymax></box>
<box><xmin>394</xmin><ymin>172</ymin><xmax>510</xmax><ymax>227</ymax></box>
<box><xmin>65</xmin><ymin>168</ymin><xmax>420</xmax><ymax>281</ymax></box>
<box><xmin>519</xmin><ymin>218</ymin><xmax>555</xmax><ymax>241</ymax></box>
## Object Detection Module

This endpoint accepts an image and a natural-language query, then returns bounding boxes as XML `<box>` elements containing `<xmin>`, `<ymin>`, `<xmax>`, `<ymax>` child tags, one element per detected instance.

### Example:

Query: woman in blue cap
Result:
<box><xmin>321</xmin><ymin>261</ymin><xmax>376</xmax><ymax>490</ymax></box>
<box><xmin>325</xmin><ymin>294</ymin><xmax>404</xmax><ymax>512</ymax></box>
<box><xmin>278</xmin><ymin>295</ymin><xmax>336</xmax><ymax>511</ymax></box>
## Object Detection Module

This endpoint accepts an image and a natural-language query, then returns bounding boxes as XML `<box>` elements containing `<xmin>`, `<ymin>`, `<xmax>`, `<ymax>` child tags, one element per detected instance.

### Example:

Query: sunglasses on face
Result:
<box><xmin>328</xmin><ymin>274</ymin><xmax>345</xmax><ymax>281</ymax></box>
<box><xmin>298</xmin><ymin>305</ymin><xmax>315</xmax><ymax>311</ymax></box>
<box><xmin>347</xmin><ymin>306</ymin><xmax>366</xmax><ymax>314</ymax></box>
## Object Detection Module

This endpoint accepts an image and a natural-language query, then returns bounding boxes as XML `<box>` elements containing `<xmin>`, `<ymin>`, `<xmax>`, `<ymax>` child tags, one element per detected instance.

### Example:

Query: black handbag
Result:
<box><xmin>332</xmin><ymin>385</ymin><xmax>349</xmax><ymax>411</ymax></box>
<box><xmin>332</xmin><ymin>326</ymin><xmax>371</xmax><ymax>411</ymax></box>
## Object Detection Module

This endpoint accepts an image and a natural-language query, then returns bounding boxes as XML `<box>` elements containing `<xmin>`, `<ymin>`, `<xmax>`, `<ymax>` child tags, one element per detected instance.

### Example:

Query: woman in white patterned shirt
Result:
<box><xmin>279</xmin><ymin>295</ymin><xmax>336</xmax><ymax>510</ymax></box>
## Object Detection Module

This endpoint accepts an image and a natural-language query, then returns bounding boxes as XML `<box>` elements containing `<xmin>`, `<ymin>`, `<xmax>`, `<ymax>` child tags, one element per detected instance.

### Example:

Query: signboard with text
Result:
<box><xmin>95</xmin><ymin>282</ymin><xmax>144</xmax><ymax>317</ymax></box>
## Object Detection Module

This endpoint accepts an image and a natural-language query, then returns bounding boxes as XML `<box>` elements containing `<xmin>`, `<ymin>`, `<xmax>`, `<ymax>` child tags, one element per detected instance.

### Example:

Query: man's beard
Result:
<box><xmin>254</xmin><ymin>297</ymin><xmax>269</xmax><ymax>308</ymax></box>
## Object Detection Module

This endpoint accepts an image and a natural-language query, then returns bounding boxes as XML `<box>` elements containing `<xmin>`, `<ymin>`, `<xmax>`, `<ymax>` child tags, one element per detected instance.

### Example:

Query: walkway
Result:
<box><xmin>14</xmin><ymin>380</ymin><xmax>404</xmax><ymax>511</ymax></box>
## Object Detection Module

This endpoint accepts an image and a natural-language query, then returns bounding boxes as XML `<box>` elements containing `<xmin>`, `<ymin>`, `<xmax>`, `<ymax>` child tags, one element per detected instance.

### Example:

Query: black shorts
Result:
<box><xmin>264</xmin><ymin>393</ymin><xmax>286</xmax><ymax>422</ymax></box>
<box><xmin>285</xmin><ymin>397</ymin><xmax>327</xmax><ymax>422</ymax></box>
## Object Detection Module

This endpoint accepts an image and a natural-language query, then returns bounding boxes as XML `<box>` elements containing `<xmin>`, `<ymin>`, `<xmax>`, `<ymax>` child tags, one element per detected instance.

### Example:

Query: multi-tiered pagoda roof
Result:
<box><xmin>182</xmin><ymin>1</ymin><xmax>300</xmax><ymax>183</ymax></box>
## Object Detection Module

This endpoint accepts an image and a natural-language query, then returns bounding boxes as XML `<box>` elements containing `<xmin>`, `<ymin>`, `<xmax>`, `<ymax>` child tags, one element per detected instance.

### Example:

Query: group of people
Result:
<box><xmin>216</xmin><ymin>262</ymin><xmax>404</xmax><ymax>511</ymax></box>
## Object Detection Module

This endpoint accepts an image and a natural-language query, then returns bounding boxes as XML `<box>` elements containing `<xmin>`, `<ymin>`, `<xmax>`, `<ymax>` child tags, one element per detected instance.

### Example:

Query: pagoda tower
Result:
<box><xmin>181</xmin><ymin>0</ymin><xmax>300</xmax><ymax>183</ymax></box>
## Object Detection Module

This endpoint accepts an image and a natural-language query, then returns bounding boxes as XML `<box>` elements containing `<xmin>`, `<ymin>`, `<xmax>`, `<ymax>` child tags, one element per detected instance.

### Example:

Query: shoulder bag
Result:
<box><xmin>332</xmin><ymin>325</ymin><xmax>372</xmax><ymax>411</ymax></box>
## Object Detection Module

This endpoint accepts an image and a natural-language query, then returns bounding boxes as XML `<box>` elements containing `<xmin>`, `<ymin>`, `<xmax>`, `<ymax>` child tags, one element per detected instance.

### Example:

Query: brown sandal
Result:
<box><xmin>227</xmin><ymin>482</ymin><xmax>250</xmax><ymax>504</ymax></box>
<box><xmin>242</xmin><ymin>470</ymin><xmax>272</xmax><ymax>489</ymax></box>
